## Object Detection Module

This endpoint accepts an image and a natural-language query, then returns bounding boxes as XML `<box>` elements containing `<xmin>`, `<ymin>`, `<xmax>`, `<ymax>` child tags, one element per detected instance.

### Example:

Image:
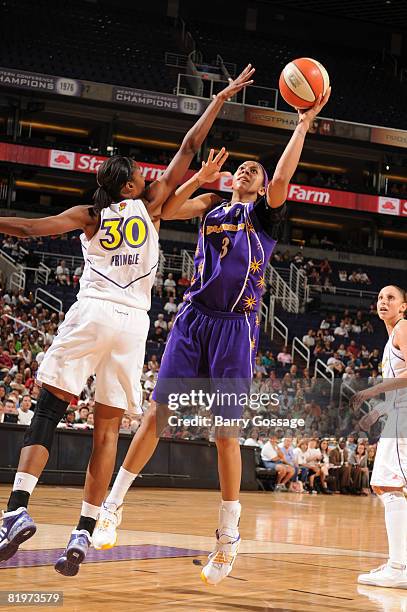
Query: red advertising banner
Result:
<box><xmin>0</xmin><ymin>142</ymin><xmax>406</xmax><ymax>217</ymax></box>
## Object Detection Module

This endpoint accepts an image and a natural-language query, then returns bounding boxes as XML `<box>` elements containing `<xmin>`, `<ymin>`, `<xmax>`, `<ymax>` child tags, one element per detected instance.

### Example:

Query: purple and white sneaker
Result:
<box><xmin>0</xmin><ymin>507</ymin><xmax>37</xmax><ymax>562</ymax></box>
<box><xmin>54</xmin><ymin>530</ymin><xmax>91</xmax><ymax>576</ymax></box>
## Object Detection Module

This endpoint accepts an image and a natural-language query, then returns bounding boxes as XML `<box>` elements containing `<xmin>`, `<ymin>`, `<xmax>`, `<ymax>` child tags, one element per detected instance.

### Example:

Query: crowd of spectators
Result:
<box><xmin>292</xmin><ymin>170</ymin><xmax>350</xmax><ymax>192</ymax></box>
<box><xmin>0</xmin><ymin>231</ymin><xmax>388</xmax><ymax>493</ymax></box>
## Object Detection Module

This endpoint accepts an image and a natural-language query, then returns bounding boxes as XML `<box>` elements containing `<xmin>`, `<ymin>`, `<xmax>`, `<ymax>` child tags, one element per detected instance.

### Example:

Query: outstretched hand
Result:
<box><xmin>197</xmin><ymin>147</ymin><xmax>230</xmax><ymax>184</ymax></box>
<box><xmin>216</xmin><ymin>64</ymin><xmax>255</xmax><ymax>102</ymax></box>
<box><xmin>298</xmin><ymin>86</ymin><xmax>331</xmax><ymax>130</ymax></box>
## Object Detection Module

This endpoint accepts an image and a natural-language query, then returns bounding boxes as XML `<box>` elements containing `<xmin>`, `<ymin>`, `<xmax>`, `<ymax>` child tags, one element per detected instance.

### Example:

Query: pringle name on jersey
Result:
<box><xmin>110</xmin><ymin>253</ymin><xmax>141</xmax><ymax>267</ymax></box>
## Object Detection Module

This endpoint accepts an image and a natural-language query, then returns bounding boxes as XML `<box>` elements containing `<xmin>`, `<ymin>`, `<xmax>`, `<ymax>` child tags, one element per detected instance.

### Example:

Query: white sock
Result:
<box><xmin>13</xmin><ymin>472</ymin><xmax>38</xmax><ymax>495</ymax></box>
<box><xmin>105</xmin><ymin>467</ymin><xmax>137</xmax><ymax>507</ymax></box>
<box><xmin>219</xmin><ymin>500</ymin><xmax>241</xmax><ymax>539</ymax></box>
<box><xmin>381</xmin><ymin>492</ymin><xmax>407</xmax><ymax>566</ymax></box>
<box><xmin>81</xmin><ymin>501</ymin><xmax>100</xmax><ymax>520</ymax></box>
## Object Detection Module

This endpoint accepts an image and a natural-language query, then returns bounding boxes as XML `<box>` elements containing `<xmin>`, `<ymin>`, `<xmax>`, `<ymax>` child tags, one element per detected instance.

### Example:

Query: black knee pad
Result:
<box><xmin>23</xmin><ymin>388</ymin><xmax>70</xmax><ymax>453</ymax></box>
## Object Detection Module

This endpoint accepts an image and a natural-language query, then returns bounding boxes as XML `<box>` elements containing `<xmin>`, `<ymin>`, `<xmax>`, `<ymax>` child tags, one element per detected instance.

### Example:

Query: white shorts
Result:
<box><xmin>371</xmin><ymin>408</ymin><xmax>407</xmax><ymax>488</ymax></box>
<box><xmin>37</xmin><ymin>297</ymin><xmax>149</xmax><ymax>413</ymax></box>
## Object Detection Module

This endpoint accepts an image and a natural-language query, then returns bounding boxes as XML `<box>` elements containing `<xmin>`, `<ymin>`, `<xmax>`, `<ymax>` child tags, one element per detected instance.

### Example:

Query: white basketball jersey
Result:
<box><xmin>382</xmin><ymin>323</ymin><xmax>407</xmax><ymax>407</ymax></box>
<box><xmin>77</xmin><ymin>199</ymin><xmax>159</xmax><ymax>310</ymax></box>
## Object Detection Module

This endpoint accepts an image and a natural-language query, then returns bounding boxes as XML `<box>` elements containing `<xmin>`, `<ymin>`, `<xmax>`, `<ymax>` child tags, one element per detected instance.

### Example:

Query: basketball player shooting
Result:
<box><xmin>352</xmin><ymin>285</ymin><xmax>407</xmax><ymax>588</ymax></box>
<box><xmin>0</xmin><ymin>64</ymin><xmax>255</xmax><ymax>576</ymax></box>
<box><xmin>92</xmin><ymin>86</ymin><xmax>331</xmax><ymax>586</ymax></box>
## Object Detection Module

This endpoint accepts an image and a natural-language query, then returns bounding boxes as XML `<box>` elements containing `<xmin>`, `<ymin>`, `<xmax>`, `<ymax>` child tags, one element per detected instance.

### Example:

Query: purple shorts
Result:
<box><xmin>152</xmin><ymin>301</ymin><xmax>259</xmax><ymax>418</ymax></box>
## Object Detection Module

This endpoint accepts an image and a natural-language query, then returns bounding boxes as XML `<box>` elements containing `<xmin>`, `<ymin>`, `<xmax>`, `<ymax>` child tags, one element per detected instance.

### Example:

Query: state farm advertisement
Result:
<box><xmin>0</xmin><ymin>141</ymin><xmax>406</xmax><ymax>217</ymax></box>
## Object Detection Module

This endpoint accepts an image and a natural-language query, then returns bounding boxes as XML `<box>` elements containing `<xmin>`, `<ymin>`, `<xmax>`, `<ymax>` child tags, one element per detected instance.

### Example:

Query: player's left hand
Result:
<box><xmin>298</xmin><ymin>86</ymin><xmax>331</xmax><ymax>130</ymax></box>
<box><xmin>197</xmin><ymin>148</ymin><xmax>231</xmax><ymax>185</ymax></box>
<box><xmin>216</xmin><ymin>64</ymin><xmax>255</xmax><ymax>101</ymax></box>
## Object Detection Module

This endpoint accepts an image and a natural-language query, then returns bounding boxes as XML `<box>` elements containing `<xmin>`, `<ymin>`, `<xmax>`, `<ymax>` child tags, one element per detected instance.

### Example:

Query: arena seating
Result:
<box><xmin>2</xmin><ymin>1</ymin><xmax>407</xmax><ymax>127</ymax></box>
<box><xmin>0</xmin><ymin>0</ymin><xmax>180</xmax><ymax>93</ymax></box>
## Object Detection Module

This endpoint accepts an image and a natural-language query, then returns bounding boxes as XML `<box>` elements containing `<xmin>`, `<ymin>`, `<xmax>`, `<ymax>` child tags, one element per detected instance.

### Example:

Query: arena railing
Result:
<box><xmin>292</xmin><ymin>336</ymin><xmax>310</xmax><ymax>369</ymax></box>
<box><xmin>289</xmin><ymin>263</ymin><xmax>308</xmax><ymax>311</ymax></box>
<box><xmin>181</xmin><ymin>250</ymin><xmax>195</xmax><ymax>279</ymax></box>
<box><xmin>2</xmin><ymin>314</ymin><xmax>46</xmax><ymax>340</ymax></box>
<box><xmin>306</xmin><ymin>284</ymin><xmax>377</xmax><ymax>300</ymax></box>
<box><xmin>265</xmin><ymin>264</ymin><xmax>300</xmax><ymax>313</ymax></box>
<box><xmin>259</xmin><ymin>300</ymin><xmax>269</xmax><ymax>332</ymax></box>
<box><xmin>33</xmin><ymin>251</ymin><xmax>83</xmax><ymax>270</ymax></box>
<box><xmin>269</xmin><ymin>297</ymin><xmax>289</xmax><ymax>346</ymax></box>
<box><xmin>34</xmin><ymin>287</ymin><xmax>63</xmax><ymax>314</ymax></box>
<box><xmin>314</xmin><ymin>358</ymin><xmax>334</xmax><ymax>400</ymax></box>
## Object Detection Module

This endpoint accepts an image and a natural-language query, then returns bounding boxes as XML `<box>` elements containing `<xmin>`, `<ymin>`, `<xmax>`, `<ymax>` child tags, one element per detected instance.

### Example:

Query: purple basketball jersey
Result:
<box><xmin>184</xmin><ymin>200</ymin><xmax>277</xmax><ymax>313</ymax></box>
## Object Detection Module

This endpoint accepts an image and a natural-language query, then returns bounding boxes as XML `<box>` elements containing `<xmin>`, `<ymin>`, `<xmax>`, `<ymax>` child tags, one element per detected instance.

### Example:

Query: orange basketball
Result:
<box><xmin>279</xmin><ymin>58</ymin><xmax>330</xmax><ymax>110</ymax></box>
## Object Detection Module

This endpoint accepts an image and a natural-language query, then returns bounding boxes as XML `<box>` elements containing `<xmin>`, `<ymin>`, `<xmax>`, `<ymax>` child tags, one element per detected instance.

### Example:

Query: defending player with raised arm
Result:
<box><xmin>0</xmin><ymin>66</ymin><xmax>255</xmax><ymax>576</ymax></box>
<box><xmin>354</xmin><ymin>286</ymin><xmax>407</xmax><ymax>589</ymax></box>
<box><xmin>92</xmin><ymin>88</ymin><xmax>331</xmax><ymax>586</ymax></box>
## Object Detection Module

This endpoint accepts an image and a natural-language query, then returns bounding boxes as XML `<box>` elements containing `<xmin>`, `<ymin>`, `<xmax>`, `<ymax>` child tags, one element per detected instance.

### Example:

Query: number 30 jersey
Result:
<box><xmin>78</xmin><ymin>199</ymin><xmax>159</xmax><ymax>310</ymax></box>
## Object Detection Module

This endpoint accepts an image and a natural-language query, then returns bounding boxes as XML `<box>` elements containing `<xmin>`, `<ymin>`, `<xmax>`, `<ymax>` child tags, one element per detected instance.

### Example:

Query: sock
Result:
<box><xmin>105</xmin><ymin>467</ymin><xmax>137</xmax><ymax>507</ymax></box>
<box><xmin>219</xmin><ymin>500</ymin><xmax>241</xmax><ymax>540</ymax></box>
<box><xmin>381</xmin><ymin>492</ymin><xmax>407</xmax><ymax>566</ymax></box>
<box><xmin>7</xmin><ymin>472</ymin><xmax>39</xmax><ymax>512</ymax></box>
<box><xmin>76</xmin><ymin>516</ymin><xmax>96</xmax><ymax>536</ymax></box>
<box><xmin>75</xmin><ymin>501</ymin><xmax>100</xmax><ymax>536</ymax></box>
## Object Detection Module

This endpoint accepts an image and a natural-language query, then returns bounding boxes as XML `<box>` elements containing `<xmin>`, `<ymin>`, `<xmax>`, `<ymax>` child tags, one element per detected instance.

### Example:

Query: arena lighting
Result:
<box><xmin>114</xmin><ymin>134</ymin><xmax>179</xmax><ymax>148</ymax></box>
<box><xmin>379</xmin><ymin>229</ymin><xmax>407</xmax><ymax>239</ymax></box>
<box><xmin>114</xmin><ymin>134</ymin><xmax>260</xmax><ymax>159</ymax></box>
<box><xmin>290</xmin><ymin>217</ymin><xmax>343</xmax><ymax>229</ymax></box>
<box><xmin>15</xmin><ymin>180</ymin><xmax>84</xmax><ymax>194</ymax></box>
<box><xmin>383</xmin><ymin>173</ymin><xmax>407</xmax><ymax>183</ymax></box>
<box><xmin>19</xmin><ymin>121</ymin><xmax>89</xmax><ymax>136</ymax></box>
<box><xmin>298</xmin><ymin>161</ymin><xmax>347</xmax><ymax>173</ymax></box>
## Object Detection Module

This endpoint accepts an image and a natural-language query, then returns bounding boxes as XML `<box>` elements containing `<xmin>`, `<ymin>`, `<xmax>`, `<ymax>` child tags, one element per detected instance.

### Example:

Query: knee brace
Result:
<box><xmin>23</xmin><ymin>389</ymin><xmax>70</xmax><ymax>453</ymax></box>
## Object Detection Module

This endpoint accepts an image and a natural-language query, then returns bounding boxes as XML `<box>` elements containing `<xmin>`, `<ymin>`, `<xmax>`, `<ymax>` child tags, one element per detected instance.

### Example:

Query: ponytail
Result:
<box><xmin>92</xmin><ymin>156</ymin><xmax>134</xmax><ymax>214</ymax></box>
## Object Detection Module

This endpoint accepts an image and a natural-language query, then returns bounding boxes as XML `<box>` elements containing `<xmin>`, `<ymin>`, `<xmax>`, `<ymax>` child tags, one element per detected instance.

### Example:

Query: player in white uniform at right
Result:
<box><xmin>0</xmin><ymin>64</ymin><xmax>254</xmax><ymax>576</ymax></box>
<box><xmin>352</xmin><ymin>285</ymin><xmax>407</xmax><ymax>588</ymax></box>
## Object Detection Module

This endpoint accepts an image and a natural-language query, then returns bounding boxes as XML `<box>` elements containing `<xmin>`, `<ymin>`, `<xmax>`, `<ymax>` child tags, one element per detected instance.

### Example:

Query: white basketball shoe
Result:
<box><xmin>92</xmin><ymin>502</ymin><xmax>122</xmax><ymax>550</ymax></box>
<box><xmin>358</xmin><ymin>562</ymin><xmax>407</xmax><ymax>588</ymax></box>
<box><xmin>201</xmin><ymin>502</ymin><xmax>241</xmax><ymax>585</ymax></box>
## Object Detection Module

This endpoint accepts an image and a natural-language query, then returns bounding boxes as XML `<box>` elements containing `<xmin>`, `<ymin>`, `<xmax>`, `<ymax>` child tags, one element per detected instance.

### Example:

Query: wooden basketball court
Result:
<box><xmin>0</xmin><ymin>485</ymin><xmax>401</xmax><ymax>611</ymax></box>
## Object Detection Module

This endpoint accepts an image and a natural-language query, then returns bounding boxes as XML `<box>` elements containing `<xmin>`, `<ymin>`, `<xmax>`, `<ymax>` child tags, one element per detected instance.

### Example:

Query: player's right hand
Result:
<box><xmin>358</xmin><ymin>409</ymin><xmax>380</xmax><ymax>432</ymax></box>
<box><xmin>197</xmin><ymin>148</ymin><xmax>230</xmax><ymax>185</ymax></box>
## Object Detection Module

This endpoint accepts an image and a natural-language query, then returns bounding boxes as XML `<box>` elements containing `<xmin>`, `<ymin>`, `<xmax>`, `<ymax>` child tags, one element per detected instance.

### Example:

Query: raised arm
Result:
<box><xmin>266</xmin><ymin>87</ymin><xmax>331</xmax><ymax>209</ymax></box>
<box><xmin>161</xmin><ymin>148</ymin><xmax>229</xmax><ymax>220</ymax></box>
<box><xmin>0</xmin><ymin>205</ymin><xmax>96</xmax><ymax>238</ymax></box>
<box><xmin>145</xmin><ymin>65</ymin><xmax>255</xmax><ymax>209</ymax></box>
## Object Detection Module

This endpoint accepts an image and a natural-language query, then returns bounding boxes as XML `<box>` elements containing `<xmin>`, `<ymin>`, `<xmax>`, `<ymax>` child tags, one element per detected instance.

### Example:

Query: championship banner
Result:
<box><xmin>0</xmin><ymin>68</ymin><xmax>82</xmax><ymax>97</ymax></box>
<box><xmin>1</xmin><ymin>141</ymin><xmax>407</xmax><ymax>217</ymax></box>
<box><xmin>1</xmin><ymin>66</ymin><xmax>407</xmax><ymax>149</ymax></box>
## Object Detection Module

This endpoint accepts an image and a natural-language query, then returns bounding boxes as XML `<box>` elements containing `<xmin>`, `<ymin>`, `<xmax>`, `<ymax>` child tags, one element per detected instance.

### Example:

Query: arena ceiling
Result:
<box><xmin>269</xmin><ymin>0</ymin><xmax>407</xmax><ymax>29</ymax></box>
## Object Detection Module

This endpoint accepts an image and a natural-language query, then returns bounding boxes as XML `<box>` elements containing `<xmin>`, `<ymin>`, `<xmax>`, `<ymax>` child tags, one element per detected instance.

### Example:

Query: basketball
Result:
<box><xmin>279</xmin><ymin>58</ymin><xmax>330</xmax><ymax>109</ymax></box>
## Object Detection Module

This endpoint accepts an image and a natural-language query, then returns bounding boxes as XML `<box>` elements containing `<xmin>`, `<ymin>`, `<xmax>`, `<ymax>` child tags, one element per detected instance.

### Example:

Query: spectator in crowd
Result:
<box><xmin>153</xmin><ymin>272</ymin><xmax>164</xmax><ymax>297</ymax></box>
<box><xmin>17</xmin><ymin>395</ymin><xmax>34</xmax><ymax>426</ymax></box>
<box><xmin>3</xmin><ymin>398</ymin><xmax>18</xmax><ymax>423</ymax></box>
<box><xmin>75</xmin><ymin>406</ymin><xmax>89</xmax><ymax>425</ymax></box>
<box><xmin>164</xmin><ymin>296</ymin><xmax>178</xmax><ymax>315</ymax></box>
<box><xmin>56</xmin><ymin>259</ymin><xmax>70</xmax><ymax>285</ymax></box>
<box><xmin>277</xmin><ymin>346</ymin><xmax>292</xmax><ymax>368</ymax></box>
<box><xmin>302</xmin><ymin>329</ymin><xmax>315</xmax><ymax>349</ymax></box>
<box><xmin>154</xmin><ymin>313</ymin><xmax>167</xmax><ymax>331</ymax></box>
<box><xmin>338</xmin><ymin>269</ymin><xmax>347</xmax><ymax>282</ymax></box>
<box><xmin>164</xmin><ymin>273</ymin><xmax>176</xmax><ymax>297</ymax></box>
<box><xmin>261</xmin><ymin>436</ymin><xmax>295</xmax><ymax>490</ymax></box>
<box><xmin>329</xmin><ymin>438</ymin><xmax>352</xmax><ymax>493</ymax></box>
<box><xmin>244</xmin><ymin>429</ymin><xmax>261</xmax><ymax>447</ymax></box>
<box><xmin>73</xmin><ymin>263</ymin><xmax>84</xmax><ymax>286</ymax></box>
<box><xmin>177</xmin><ymin>274</ymin><xmax>190</xmax><ymax>295</ymax></box>
<box><xmin>334</xmin><ymin>321</ymin><xmax>348</xmax><ymax>338</ymax></box>
<box><xmin>120</xmin><ymin>415</ymin><xmax>132</xmax><ymax>434</ymax></box>
<box><xmin>349</xmin><ymin>441</ymin><xmax>370</xmax><ymax>495</ymax></box>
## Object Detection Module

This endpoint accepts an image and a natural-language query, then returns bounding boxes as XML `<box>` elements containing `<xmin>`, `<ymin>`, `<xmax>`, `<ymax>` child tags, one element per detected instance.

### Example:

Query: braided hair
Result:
<box><xmin>92</xmin><ymin>156</ymin><xmax>134</xmax><ymax>214</ymax></box>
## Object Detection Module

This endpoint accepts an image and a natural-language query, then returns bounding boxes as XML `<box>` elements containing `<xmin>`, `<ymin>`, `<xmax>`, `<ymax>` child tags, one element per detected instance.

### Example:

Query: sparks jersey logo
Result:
<box><xmin>119</xmin><ymin>202</ymin><xmax>127</xmax><ymax>212</ymax></box>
